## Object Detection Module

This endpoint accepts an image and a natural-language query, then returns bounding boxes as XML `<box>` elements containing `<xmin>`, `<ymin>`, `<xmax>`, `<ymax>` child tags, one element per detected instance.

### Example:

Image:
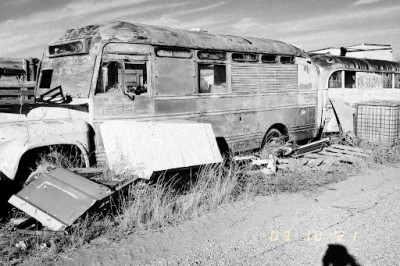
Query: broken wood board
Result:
<box><xmin>300</xmin><ymin>145</ymin><xmax>370</xmax><ymax>168</ymax></box>
<box><xmin>8</xmin><ymin>168</ymin><xmax>117</xmax><ymax>231</ymax></box>
<box><xmin>100</xmin><ymin>121</ymin><xmax>223</xmax><ymax>179</ymax></box>
<box><xmin>330</xmin><ymin>144</ymin><xmax>372</xmax><ymax>155</ymax></box>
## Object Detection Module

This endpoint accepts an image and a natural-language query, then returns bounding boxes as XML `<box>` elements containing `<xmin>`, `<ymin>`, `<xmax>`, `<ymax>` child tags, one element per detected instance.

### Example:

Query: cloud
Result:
<box><xmin>225</xmin><ymin>4</ymin><xmax>400</xmax><ymax>38</ymax></box>
<box><xmin>0</xmin><ymin>0</ymin><xmax>184</xmax><ymax>57</ymax></box>
<box><xmin>351</xmin><ymin>0</ymin><xmax>382</xmax><ymax>6</ymax></box>
<box><xmin>292</xmin><ymin>27</ymin><xmax>400</xmax><ymax>51</ymax></box>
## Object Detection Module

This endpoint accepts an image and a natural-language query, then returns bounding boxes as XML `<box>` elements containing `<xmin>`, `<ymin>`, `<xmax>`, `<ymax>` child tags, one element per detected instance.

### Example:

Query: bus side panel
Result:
<box><xmin>153</xmin><ymin>57</ymin><xmax>196</xmax><ymax>96</ymax></box>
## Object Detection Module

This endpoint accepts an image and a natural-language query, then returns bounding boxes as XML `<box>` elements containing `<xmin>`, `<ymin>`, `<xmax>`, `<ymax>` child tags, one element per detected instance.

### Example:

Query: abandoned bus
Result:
<box><xmin>311</xmin><ymin>54</ymin><xmax>400</xmax><ymax>133</ymax></box>
<box><xmin>0</xmin><ymin>21</ymin><xmax>319</xmax><ymax>182</ymax></box>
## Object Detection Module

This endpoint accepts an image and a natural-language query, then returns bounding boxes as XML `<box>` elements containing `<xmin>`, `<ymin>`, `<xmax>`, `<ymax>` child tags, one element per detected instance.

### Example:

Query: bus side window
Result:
<box><xmin>39</xmin><ymin>69</ymin><xmax>53</xmax><ymax>89</ymax></box>
<box><xmin>395</xmin><ymin>74</ymin><xmax>400</xmax><ymax>89</ymax></box>
<box><xmin>99</xmin><ymin>61</ymin><xmax>147</xmax><ymax>96</ymax></box>
<box><xmin>382</xmin><ymin>73</ymin><xmax>392</xmax><ymax>88</ymax></box>
<box><xmin>99</xmin><ymin>61</ymin><xmax>123</xmax><ymax>94</ymax></box>
<box><xmin>198</xmin><ymin>64</ymin><xmax>227</xmax><ymax>93</ymax></box>
<box><xmin>124</xmin><ymin>63</ymin><xmax>147</xmax><ymax>95</ymax></box>
<box><xmin>328</xmin><ymin>71</ymin><xmax>342</xmax><ymax>88</ymax></box>
<box><xmin>344</xmin><ymin>71</ymin><xmax>356</xmax><ymax>88</ymax></box>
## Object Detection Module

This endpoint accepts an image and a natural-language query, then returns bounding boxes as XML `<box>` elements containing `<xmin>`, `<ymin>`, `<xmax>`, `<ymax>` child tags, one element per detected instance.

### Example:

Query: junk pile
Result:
<box><xmin>235</xmin><ymin>137</ymin><xmax>372</xmax><ymax>174</ymax></box>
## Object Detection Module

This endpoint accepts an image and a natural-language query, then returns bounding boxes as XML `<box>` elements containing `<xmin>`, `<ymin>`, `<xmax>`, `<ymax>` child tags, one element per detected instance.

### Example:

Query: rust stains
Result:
<box><xmin>311</xmin><ymin>54</ymin><xmax>400</xmax><ymax>72</ymax></box>
<box><xmin>50</xmin><ymin>21</ymin><xmax>305</xmax><ymax>57</ymax></box>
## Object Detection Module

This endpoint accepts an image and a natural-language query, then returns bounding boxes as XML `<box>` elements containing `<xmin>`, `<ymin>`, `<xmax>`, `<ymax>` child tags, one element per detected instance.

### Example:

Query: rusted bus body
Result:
<box><xmin>0</xmin><ymin>21</ymin><xmax>319</xmax><ymax>181</ymax></box>
<box><xmin>312</xmin><ymin>54</ymin><xmax>400</xmax><ymax>133</ymax></box>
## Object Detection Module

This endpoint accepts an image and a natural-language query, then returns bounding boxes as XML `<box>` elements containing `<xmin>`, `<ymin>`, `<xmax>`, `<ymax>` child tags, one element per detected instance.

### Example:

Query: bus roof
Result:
<box><xmin>311</xmin><ymin>54</ymin><xmax>400</xmax><ymax>72</ymax></box>
<box><xmin>51</xmin><ymin>21</ymin><xmax>304</xmax><ymax>56</ymax></box>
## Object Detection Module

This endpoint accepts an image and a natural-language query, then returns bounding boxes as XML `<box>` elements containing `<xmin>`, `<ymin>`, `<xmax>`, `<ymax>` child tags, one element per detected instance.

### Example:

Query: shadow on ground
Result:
<box><xmin>0</xmin><ymin>172</ymin><xmax>19</xmax><ymax>221</ymax></box>
<box><xmin>322</xmin><ymin>244</ymin><xmax>361</xmax><ymax>266</ymax></box>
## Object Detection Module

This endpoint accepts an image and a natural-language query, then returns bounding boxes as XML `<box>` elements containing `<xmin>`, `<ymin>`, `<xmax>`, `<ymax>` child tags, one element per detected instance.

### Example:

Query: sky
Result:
<box><xmin>0</xmin><ymin>0</ymin><xmax>399</xmax><ymax>59</ymax></box>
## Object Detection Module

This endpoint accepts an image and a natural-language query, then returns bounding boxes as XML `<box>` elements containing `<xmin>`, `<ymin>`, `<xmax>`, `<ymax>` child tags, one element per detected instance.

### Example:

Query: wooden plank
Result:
<box><xmin>318</xmin><ymin>150</ymin><xmax>358</xmax><ymax>159</ymax></box>
<box><xmin>322</xmin><ymin>158</ymin><xmax>338</xmax><ymax>167</ymax></box>
<box><xmin>0</xmin><ymin>81</ymin><xmax>35</xmax><ymax>88</ymax></box>
<box><xmin>306</xmin><ymin>158</ymin><xmax>325</xmax><ymax>167</ymax></box>
<box><xmin>277</xmin><ymin>164</ymin><xmax>291</xmax><ymax>170</ymax></box>
<box><xmin>233</xmin><ymin>155</ymin><xmax>256</xmax><ymax>161</ymax></box>
<box><xmin>304</xmin><ymin>153</ymin><xmax>329</xmax><ymax>159</ymax></box>
<box><xmin>0</xmin><ymin>90</ymin><xmax>34</xmax><ymax>96</ymax></box>
<box><xmin>277</xmin><ymin>158</ymin><xmax>295</xmax><ymax>164</ymax></box>
<box><xmin>319</xmin><ymin>151</ymin><xmax>358</xmax><ymax>164</ymax></box>
<box><xmin>337</xmin><ymin>157</ymin><xmax>357</xmax><ymax>164</ymax></box>
<box><xmin>0</xmin><ymin>99</ymin><xmax>34</xmax><ymax>105</ymax></box>
<box><xmin>324</xmin><ymin>147</ymin><xmax>370</xmax><ymax>158</ymax></box>
<box><xmin>331</xmin><ymin>144</ymin><xmax>372</xmax><ymax>154</ymax></box>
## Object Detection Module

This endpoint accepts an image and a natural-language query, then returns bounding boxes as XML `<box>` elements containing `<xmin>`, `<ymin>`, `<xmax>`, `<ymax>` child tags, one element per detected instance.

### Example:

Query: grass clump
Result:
<box><xmin>115</xmin><ymin>162</ymin><xmax>241</xmax><ymax>233</ymax></box>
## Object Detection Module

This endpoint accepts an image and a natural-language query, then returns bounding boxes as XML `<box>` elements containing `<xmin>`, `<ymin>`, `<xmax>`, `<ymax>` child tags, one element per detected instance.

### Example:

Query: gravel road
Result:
<box><xmin>56</xmin><ymin>166</ymin><xmax>400</xmax><ymax>266</ymax></box>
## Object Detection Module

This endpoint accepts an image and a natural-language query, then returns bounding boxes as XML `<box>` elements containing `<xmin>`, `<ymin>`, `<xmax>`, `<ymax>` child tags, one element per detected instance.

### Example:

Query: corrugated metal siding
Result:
<box><xmin>231</xmin><ymin>64</ymin><xmax>298</xmax><ymax>92</ymax></box>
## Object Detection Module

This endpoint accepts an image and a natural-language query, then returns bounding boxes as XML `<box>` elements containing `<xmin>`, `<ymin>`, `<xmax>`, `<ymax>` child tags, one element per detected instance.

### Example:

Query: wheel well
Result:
<box><xmin>14</xmin><ymin>144</ymin><xmax>87</xmax><ymax>185</ymax></box>
<box><xmin>267</xmin><ymin>124</ymin><xmax>288</xmax><ymax>136</ymax></box>
<box><xmin>260</xmin><ymin>124</ymin><xmax>289</xmax><ymax>149</ymax></box>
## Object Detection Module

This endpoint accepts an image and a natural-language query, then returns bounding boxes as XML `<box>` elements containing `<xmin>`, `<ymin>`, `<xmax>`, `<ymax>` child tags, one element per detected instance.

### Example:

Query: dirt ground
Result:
<box><xmin>24</xmin><ymin>165</ymin><xmax>399</xmax><ymax>266</ymax></box>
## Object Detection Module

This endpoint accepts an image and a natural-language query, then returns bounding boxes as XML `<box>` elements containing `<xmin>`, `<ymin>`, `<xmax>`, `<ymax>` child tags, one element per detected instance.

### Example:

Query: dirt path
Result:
<box><xmin>50</xmin><ymin>166</ymin><xmax>400</xmax><ymax>265</ymax></box>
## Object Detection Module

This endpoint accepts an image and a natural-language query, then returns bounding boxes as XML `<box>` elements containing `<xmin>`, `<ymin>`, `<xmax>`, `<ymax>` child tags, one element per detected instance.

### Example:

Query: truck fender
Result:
<box><xmin>0</xmin><ymin>120</ymin><xmax>91</xmax><ymax>180</ymax></box>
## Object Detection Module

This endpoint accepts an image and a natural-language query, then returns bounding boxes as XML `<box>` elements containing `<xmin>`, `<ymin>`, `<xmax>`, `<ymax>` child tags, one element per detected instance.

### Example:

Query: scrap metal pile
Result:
<box><xmin>236</xmin><ymin>137</ymin><xmax>372</xmax><ymax>174</ymax></box>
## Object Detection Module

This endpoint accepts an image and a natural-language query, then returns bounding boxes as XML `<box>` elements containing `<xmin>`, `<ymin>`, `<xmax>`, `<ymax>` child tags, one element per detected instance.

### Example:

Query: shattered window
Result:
<box><xmin>101</xmin><ymin>61</ymin><xmax>148</xmax><ymax>96</ymax></box>
<box><xmin>344</xmin><ymin>71</ymin><xmax>356</xmax><ymax>88</ymax></box>
<box><xmin>198</xmin><ymin>51</ymin><xmax>226</xmax><ymax>60</ymax></box>
<box><xmin>156</xmin><ymin>48</ymin><xmax>192</xmax><ymax>58</ymax></box>
<box><xmin>124</xmin><ymin>63</ymin><xmax>147</xmax><ymax>95</ymax></box>
<box><xmin>49</xmin><ymin>41</ymin><xmax>86</xmax><ymax>57</ymax></box>
<box><xmin>232</xmin><ymin>53</ymin><xmax>258</xmax><ymax>62</ymax></box>
<box><xmin>39</xmin><ymin>69</ymin><xmax>53</xmax><ymax>89</ymax></box>
<box><xmin>328</xmin><ymin>71</ymin><xmax>342</xmax><ymax>88</ymax></box>
<box><xmin>198</xmin><ymin>64</ymin><xmax>227</xmax><ymax>93</ymax></box>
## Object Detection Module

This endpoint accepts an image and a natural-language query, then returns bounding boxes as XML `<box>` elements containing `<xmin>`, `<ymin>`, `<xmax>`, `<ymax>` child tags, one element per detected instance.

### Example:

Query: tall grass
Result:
<box><xmin>115</xmin><ymin>162</ymin><xmax>241</xmax><ymax>233</ymax></box>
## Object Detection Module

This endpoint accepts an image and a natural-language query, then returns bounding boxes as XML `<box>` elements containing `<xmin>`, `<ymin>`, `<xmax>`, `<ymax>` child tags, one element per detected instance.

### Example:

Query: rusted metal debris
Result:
<box><xmin>238</xmin><ymin>139</ymin><xmax>371</xmax><ymax>174</ymax></box>
<box><xmin>294</xmin><ymin>137</ymin><xmax>331</xmax><ymax>157</ymax></box>
<box><xmin>8</xmin><ymin>168</ymin><xmax>136</xmax><ymax>231</ymax></box>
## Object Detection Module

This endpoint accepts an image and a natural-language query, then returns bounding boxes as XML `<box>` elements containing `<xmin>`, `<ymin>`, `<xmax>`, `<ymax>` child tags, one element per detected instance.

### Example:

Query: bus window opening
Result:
<box><xmin>199</xmin><ymin>64</ymin><xmax>226</xmax><ymax>93</ymax></box>
<box><xmin>39</xmin><ymin>69</ymin><xmax>53</xmax><ymax>89</ymax></box>
<box><xmin>103</xmin><ymin>62</ymin><xmax>147</xmax><ymax>95</ymax></box>
<box><xmin>382</xmin><ymin>73</ymin><xmax>392</xmax><ymax>88</ymax></box>
<box><xmin>124</xmin><ymin>63</ymin><xmax>147</xmax><ymax>95</ymax></box>
<box><xmin>395</xmin><ymin>74</ymin><xmax>400</xmax><ymax>89</ymax></box>
<box><xmin>345</xmin><ymin>71</ymin><xmax>356</xmax><ymax>88</ymax></box>
<box><xmin>328</xmin><ymin>71</ymin><xmax>342</xmax><ymax>88</ymax></box>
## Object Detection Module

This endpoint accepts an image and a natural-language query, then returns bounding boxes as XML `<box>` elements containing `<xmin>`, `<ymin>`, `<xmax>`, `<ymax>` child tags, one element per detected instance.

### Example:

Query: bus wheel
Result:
<box><xmin>260</xmin><ymin>128</ymin><xmax>286</xmax><ymax>158</ymax></box>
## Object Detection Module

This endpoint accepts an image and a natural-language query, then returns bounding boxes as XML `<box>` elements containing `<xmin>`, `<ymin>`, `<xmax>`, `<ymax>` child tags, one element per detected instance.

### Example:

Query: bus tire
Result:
<box><xmin>261</xmin><ymin>128</ymin><xmax>285</xmax><ymax>148</ymax></box>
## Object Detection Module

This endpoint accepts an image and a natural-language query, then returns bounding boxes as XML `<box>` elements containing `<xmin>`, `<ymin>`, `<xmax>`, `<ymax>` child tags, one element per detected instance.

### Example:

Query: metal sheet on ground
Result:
<box><xmin>8</xmin><ymin>168</ymin><xmax>113</xmax><ymax>231</ymax></box>
<box><xmin>100</xmin><ymin>121</ymin><xmax>223</xmax><ymax>179</ymax></box>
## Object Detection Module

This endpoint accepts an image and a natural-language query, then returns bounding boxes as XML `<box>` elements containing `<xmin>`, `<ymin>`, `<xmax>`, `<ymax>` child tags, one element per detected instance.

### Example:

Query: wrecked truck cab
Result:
<box><xmin>0</xmin><ymin>120</ymin><xmax>91</xmax><ymax>182</ymax></box>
